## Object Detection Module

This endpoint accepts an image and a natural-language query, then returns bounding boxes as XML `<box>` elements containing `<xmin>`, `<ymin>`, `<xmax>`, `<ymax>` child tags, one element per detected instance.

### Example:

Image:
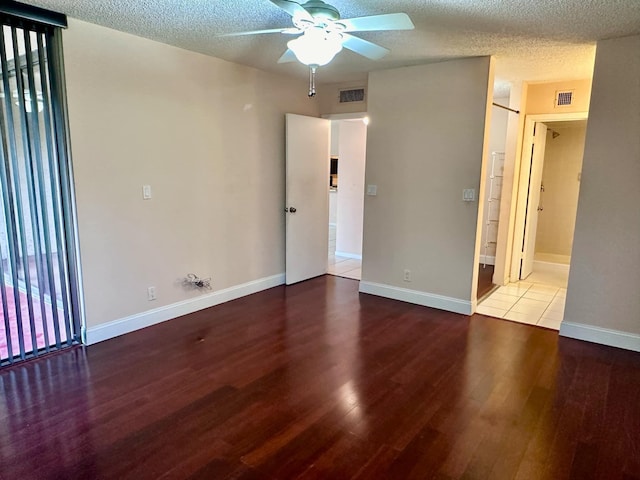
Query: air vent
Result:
<box><xmin>555</xmin><ymin>90</ymin><xmax>574</xmax><ymax>107</ymax></box>
<box><xmin>339</xmin><ymin>88</ymin><xmax>365</xmax><ymax>103</ymax></box>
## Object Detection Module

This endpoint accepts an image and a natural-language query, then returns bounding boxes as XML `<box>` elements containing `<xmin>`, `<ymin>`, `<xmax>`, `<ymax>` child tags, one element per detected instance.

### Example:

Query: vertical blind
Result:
<box><xmin>0</xmin><ymin>14</ymin><xmax>80</xmax><ymax>365</ymax></box>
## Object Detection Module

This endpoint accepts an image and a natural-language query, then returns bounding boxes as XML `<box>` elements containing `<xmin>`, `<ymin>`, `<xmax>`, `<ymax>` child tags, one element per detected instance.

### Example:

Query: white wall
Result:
<box><xmin>488</xmin><ymin>97</ymin><xmax>510</xmax><ymax>153</ymax></box>
<box><xmin>63</xmin><ymin>19</ymin><xmax>318</xmax><ymax>330</ymax></box>
<box><xmin>493</xmin><ymin>82</ymin><xmax>527</xmax><ymax>285</ymax></box>
<box><xmin>330</xmin><ymin>121</ymin><xmax>340</xmax><ymax>157</ymax></box>
<box><xmin>562</xmin><ymin>34</ymin><xmax>640</xmax><ymax>350</ymax></box>
<box><xmin>335</xmin><ymin>120</ymin><xmax>367</xmax><ymax>258</ymax></box>
<box><xmin>479</xmin><ymin>96</ymin><xmax>509</xmax><ymax>264</ymax></box>
<box><xmin>329</xmin><ymin>190</ymin><xmax>338</xmax><ymax>226</ymax></box>
<box><xmin>361</xmin><ymin>57</ymin><xmax>494</xmax><ymax>313</ymax></box>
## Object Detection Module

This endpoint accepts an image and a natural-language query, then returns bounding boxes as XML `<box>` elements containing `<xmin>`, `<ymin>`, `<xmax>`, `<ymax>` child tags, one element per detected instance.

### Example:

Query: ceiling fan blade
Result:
<box><xmin>338</xmin><ymin>13</ymin><xmax>415</xmax><ymax>32</ymax></box>
<box><xmin>277</xmin><ymin>49</ymin><xmax>298</xmax><ymax>64</ymax></box>
<box><xmin>269</xmin><ymin>0</ymin><xmax>313</xmax><ymax>21</ymax></box>
<box><xmin>341</xmin><ymin>34</ymin><xmax>390</xmax><ymax>60</ymax></box>
<box><xmin>219</xmin><ymin>27</ymin><xmax>298</xmax><ymax>37</ymax></box>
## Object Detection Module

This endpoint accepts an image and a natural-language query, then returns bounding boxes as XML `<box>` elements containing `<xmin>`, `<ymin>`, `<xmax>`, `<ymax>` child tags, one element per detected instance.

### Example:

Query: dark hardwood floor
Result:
<box><xmin>2</xmin><ymin>275</ymin><xmax>640</xmax><ymax>479</ymax></box>
<box><xmin>477</xmin><ymin>263</ymin><xmax>495</xmax><ymax>300</ymax></box>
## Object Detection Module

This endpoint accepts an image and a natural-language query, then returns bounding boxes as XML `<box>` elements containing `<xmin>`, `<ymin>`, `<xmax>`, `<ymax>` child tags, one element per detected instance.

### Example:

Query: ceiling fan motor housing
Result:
<box><xmin>303</xmin><ymin>0</ymin><xmax>340</xmax><ymax>21</ymax></box>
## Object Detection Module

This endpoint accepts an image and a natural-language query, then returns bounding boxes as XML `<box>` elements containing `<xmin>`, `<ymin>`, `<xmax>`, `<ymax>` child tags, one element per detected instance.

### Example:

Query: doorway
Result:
<box><xmin>284</xmin><ymin>113</ymin><xmax>366</xmax><ymax>284</ymax></box>
<box><xmin>477</xmin><ymin>114</ymin><xmax>587</xmax><ymax>329</ymax></box>
<box><xmin>326</xmin><ymin>117</ymin><xmax>367</xmax><ymax>281</ymax></box>
<box><xmin>523</xmin><ymin>119</ymin><xmax>587</xmax><ymax>284</ymax></box>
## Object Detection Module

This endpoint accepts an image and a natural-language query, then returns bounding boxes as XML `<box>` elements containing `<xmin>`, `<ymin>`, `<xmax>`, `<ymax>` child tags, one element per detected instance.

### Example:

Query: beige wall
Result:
<box><xmin>63</xmin><ymin>19</ymin><xmax>318</xmax><ymax>328</ymax></box>
<box><xmin>362</xmin><ymin>57</ymin><xmax>493</xmax><ymax>306</ymax></box>
<box><xmin>563</xmin><ymin>34</ymin><xmax>640</xmax><ymax>339</ymax></box>
<box><xmin>526</xmin><ymin>79</ymin><xmax>592</xmax><ymax>115</ymax></box>
<box><xmin>535</xmin><ymin>124</ymin><xmax>586</xmax><ymax>259</ymax></box>
<box><xmin>318</xmin><ymin>81</ymin><xmax>368</xmax><ymax>115</ymax></box>
<box><xmin>335</xmin><ymin>120</ymin><xmax>367</xmax><ymax>257</ymax></box>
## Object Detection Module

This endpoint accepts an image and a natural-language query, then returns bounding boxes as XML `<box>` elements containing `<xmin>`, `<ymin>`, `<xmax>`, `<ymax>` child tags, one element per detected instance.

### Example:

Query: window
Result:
<box><xmin>0</xmin><ymin>6</ymin><xmax>81</xmax><ymax>365</ymax></box>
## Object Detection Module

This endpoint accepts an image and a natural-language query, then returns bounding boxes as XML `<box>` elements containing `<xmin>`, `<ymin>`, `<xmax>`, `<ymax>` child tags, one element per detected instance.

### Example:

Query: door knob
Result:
<box><xmin>289</xmin><ymin>207</ymin><xmax>297</xmax><ymax>213</ymax></box>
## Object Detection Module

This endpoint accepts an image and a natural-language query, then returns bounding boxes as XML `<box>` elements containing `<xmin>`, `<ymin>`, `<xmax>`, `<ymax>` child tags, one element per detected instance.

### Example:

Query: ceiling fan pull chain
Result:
<box><xmin>308</xmin><ymin>65</ymin><xmax>317</xmax><ymax>97</ymax></box>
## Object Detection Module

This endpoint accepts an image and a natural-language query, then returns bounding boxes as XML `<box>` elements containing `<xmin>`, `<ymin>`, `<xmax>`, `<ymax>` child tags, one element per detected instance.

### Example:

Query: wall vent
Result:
<box><xmin>555</xmin><ymin>90</ymin><xmax>574</xmax><ymax>107</ymax></box>
<box><xmin>339</xmin><ymin>88</ymin><xmax>365</xmax><ymax>103</ymax></box>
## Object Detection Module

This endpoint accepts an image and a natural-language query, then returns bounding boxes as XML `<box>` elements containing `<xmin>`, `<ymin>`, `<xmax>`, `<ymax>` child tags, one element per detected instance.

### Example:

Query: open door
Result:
<box><xmin>520</xmin><ymin>122</ymin><xmax>548</xmax><ymax>279</ymax></box>
<box><xmin>285</xmin><ymin>114</ymin><xmax>330</xmax><ymax>285</ymax></box>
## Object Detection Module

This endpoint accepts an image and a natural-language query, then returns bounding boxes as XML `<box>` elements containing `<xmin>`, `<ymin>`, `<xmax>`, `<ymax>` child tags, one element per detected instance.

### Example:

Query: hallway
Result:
<box><xmin>477</xmin><ymin>262</ymin><xmax>568</xmax><ymax>330</ymax></box>
<box><xmin>327</xmin><ymin>224</ymin><xmax>361</xmax><ymax>280</ymax></box>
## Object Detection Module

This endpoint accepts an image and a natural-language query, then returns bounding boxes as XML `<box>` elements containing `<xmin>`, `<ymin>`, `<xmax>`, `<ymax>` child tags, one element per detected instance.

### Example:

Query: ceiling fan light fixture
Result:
<box><xmin>301</xmin><ymin>0</ymin><xmax>340</xmax><ymax>21</ymax></box>
<box><xmin>287</xmin><ymin>28</ymin><xmax>343</xmax><ymax>67</ymax></box>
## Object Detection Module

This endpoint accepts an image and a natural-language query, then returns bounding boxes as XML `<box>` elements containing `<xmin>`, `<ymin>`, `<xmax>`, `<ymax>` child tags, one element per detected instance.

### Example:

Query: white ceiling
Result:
<box><xmin>19</xmin><ymin>0</ymin><xmax>640</xmax><ymax>92</ymax></box>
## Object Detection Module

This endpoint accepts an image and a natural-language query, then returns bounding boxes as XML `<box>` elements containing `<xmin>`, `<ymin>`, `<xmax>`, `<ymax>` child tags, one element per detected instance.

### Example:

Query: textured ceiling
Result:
<box><xmin>19</xmin><ymin>0</ymin><xmax>640</xmax><ymax>92</ymax></box>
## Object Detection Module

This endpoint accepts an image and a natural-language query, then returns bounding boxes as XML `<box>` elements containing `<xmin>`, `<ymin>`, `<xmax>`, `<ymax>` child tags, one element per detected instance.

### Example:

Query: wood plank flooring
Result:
<box><xmin>477</xmin><ymin>263</ymin><xmax>495</xmax><ymax>300</ymax></box>
<box><xmin>1</xmin><ymin>275</ymin><xmax>639</xmax><ymax>479</ymax></box>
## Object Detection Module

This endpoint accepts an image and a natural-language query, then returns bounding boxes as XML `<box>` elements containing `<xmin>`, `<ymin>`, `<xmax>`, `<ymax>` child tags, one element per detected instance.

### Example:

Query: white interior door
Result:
<box><xmin>521</xmin><ymin>122</ymin><xmax>548</xmax><ymax>279</ymax></box>
<box><xmin>285</xmin><ymin>114</ymin><xmax>330</xmax><ymax>285</ymax></box>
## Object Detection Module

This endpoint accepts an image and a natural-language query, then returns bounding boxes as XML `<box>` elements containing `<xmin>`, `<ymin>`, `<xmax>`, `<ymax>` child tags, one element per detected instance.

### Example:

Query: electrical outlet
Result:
<box><xmin>403</xmin><ymin>269</ymin><xmax>411</xmax><ymax>282</ymax></box>
<box><xmin>147</xmin><ymin>286</ymin><xmax>157</xmax><ymax>301</ymax></box>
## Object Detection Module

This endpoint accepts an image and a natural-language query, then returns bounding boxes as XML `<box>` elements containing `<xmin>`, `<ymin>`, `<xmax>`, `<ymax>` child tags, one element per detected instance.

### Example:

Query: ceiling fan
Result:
<box><xmin>220</xmin><ymin>0</ymin><xmax>415</xmax><ymax>96</ymax></box>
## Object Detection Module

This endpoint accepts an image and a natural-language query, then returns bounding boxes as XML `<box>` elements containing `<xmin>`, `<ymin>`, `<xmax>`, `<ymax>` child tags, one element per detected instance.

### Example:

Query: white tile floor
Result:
<box><xmin>477</xmin><ymin>264</ymin><xmax>568</xmax><ymax>330</ymax></box>
<box><xmin>327</xmin><ymin>224</ymin><xmax>361</xmax><ymax>280</ymax></box>
<box><xmin>328</xmin><ymin>255</ymin><xmax>362</xmax><ymax>280</ymax></box>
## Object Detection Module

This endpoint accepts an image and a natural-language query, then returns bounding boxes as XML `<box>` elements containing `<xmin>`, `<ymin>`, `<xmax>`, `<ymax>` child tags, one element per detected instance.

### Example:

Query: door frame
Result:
<box><xmin>321</xmin><ymin>112</ymin><xmax>368</xmax><ymax>276</ymax></box>
<box><xmin>508</xmin><ymin>112</ymin><xmax>589</xmax><ymax>282</ymax></box>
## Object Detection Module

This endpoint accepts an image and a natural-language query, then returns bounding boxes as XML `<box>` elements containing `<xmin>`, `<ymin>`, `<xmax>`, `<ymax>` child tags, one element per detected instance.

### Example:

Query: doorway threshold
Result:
<box><xmin>476</xmin><ymin>280</ymin><xmax>566</xmax><ymax>330</ymax></box>
<box><xmin>328</xmin><ymin>255</ymin><xmax>361</xmax><ymax>280</ymax></box>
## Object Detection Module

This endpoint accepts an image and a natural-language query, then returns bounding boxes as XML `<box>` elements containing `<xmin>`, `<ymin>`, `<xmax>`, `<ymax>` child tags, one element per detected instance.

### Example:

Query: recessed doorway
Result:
<box><xmin>326</xmin><ymin>117</ymin><xmax>367</xmax><ymax>281</ymax></box>
<box><xmin>478</xmin><ymin>114</ymin><xmax>587</xmax><ymax>329</ymax></box>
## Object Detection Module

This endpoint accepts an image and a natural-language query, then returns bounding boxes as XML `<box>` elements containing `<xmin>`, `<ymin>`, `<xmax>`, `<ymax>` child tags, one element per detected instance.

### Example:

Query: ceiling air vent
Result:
<box><xmin>555</xmin><ymin>90</ymin><xmax>574</xmax><ymax>107</ymax></box>
<box><xmin>339</xmin><ymin>88</ymin><xmax>365</xmax><ymax>103</ymax></box>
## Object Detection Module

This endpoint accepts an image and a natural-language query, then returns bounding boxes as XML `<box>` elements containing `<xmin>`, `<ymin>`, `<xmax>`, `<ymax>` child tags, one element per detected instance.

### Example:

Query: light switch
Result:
<box><xmin>463</xmin><ymin>189</ymin><xmax>475</xmax><ymax>202</ymax></box>
<box><xmin>367</xmin><ymin>185</ymin><xmax>378</xmax><ymax>196</ymax></box>
<box><xmin>143</xmin><ymin>185</ymin><xmax>152</xmax><ymax>200</ymax></box>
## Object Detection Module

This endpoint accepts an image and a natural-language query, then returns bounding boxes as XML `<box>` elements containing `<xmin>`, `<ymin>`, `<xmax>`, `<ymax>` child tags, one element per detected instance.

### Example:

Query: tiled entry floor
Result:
<box><xmin>328</xmin><ymin>255</ymin><xmax>361</xmax><ymax>280</ymax></box>
<box><xmin>327</xmin><ymin>224</ymin><xmax>361</xmax><ymax>280</ymax></box>
<box><xmin>477</xmin><ymin>281</ymin><xmax>566</xmax><ymax>330</ymax></box>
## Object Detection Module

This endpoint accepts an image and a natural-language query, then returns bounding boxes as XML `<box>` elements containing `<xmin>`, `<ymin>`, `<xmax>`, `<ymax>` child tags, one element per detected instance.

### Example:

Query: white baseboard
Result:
<box><xmin>479</xmin><ymin>255</ymin><xmax>495</xmax><ymax>265</ymax></box>
<box><xmin>335</xmin><ymin>251</ymin><xmax>362</xmax><ymax>260</ymax></box>
<box><xmin>560</xmin><ymin>321</ymin><xmax>640</xmax><ymax>352</ymax></box>
<box><xmin>533</xmin><ymin>260</ymin><xmax>570</xmax><ymax>274</ymax></box>
<box><xmin>85</xmin><ymin>273</ymin><xmax>285</xmax><ymax>346</ymax></box>
<box><xmin>359</xmin><ymin>281</ymin><xmax>472</xmax><ymax>315</ymax></box>
<box><xmin>534</xmin><ymin>253</ymin><xmax>571</xmax><ymax>264</ymax></box>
